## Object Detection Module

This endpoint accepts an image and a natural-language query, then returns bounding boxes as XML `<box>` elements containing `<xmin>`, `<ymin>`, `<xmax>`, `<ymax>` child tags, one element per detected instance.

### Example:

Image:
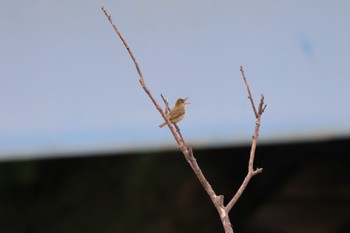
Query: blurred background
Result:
<box><xmin>0</xmin><ymin>0</ymin><xmax>349</xmax><ymax>233</ymax></box>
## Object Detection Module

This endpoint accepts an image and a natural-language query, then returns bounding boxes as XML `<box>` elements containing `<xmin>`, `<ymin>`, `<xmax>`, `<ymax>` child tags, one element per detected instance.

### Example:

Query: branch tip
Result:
<box><xmin>253</xmin><ymin>168</ymin><xmax>263</xmax><ymax>175</ymax></box>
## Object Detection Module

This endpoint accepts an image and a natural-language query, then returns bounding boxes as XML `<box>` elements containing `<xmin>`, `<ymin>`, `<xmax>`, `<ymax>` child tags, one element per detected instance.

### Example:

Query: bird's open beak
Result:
<box><xmin>184</xmin><ymin>97</ymin><xmax>190</xmax><ymax>105</ymax></box>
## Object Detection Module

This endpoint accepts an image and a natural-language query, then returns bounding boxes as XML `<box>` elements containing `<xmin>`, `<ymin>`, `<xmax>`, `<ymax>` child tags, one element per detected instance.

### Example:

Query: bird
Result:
<box><xmin>159</xmin><ymin>97</ymin><xmax>190</xmax><ymax>128</ymax></box>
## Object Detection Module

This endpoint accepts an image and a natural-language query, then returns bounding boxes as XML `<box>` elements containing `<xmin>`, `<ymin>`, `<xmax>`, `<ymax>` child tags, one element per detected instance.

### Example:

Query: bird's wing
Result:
<box><xmin>169</xmin><ymin>109</ymin><xmax>185</xmax><ymax>121</ymax></box>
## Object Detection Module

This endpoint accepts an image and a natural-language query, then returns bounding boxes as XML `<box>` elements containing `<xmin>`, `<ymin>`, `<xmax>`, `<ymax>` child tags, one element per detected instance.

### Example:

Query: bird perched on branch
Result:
<box><xmin>159</xmin><ymin>97</ymin><xmax>190</xmax><ymax>128</ymax></box>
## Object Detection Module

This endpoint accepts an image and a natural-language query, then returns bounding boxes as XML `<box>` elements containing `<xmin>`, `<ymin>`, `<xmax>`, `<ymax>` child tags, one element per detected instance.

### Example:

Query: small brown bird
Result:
<box><xmin>159</xmin><ymin>97</ymin><xmax>190</xmax><ymax>128</ymax></box>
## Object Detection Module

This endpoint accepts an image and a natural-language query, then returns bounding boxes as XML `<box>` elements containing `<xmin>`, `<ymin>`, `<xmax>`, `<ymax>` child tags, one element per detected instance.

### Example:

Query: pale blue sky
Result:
<box><xmin>0</xmin><ymin>0</ymin><xmax>349</xmax><ymax>160</ymax></box>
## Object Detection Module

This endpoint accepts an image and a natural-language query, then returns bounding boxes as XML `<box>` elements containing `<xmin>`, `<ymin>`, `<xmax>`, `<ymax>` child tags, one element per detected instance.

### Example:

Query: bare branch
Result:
<box><xmin>102</xmin><ymin>6</ymin><xmax>266</xmax><ymax>233</ymax></box>
<box><xmin>226</xmin><ymin>67</ymin><xmax>265</xmax><ymax>212</ymax></box>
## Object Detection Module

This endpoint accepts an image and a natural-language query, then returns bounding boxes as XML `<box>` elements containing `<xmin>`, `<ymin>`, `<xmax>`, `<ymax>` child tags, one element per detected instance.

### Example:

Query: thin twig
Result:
<box><xmin>160</xmin><ymin>94</ymin><xmax>170</xmax><ymax>115</ymax></box>
<box><xmin>174</xmin><ymin>124</ymin><xmax>185</xmax><ymax>143</ymax></box>
<box><xmin>101</xmin><ymin>6</ymin><xmax>144</xmax><ymax>83</ymax></box>
<box><xmin>240</xmin><ymin>66</ymin><xmax>258</xmax><ymax>118</ymax></box>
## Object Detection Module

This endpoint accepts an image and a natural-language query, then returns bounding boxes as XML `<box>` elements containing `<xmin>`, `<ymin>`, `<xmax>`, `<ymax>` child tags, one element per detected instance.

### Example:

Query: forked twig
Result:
<box><xmin>226</xmin><ymin>66</ymin><xmax>266</xmax><ymax>212</ymax></box>
<box><xmin>101</xmin><ymin>7</ymin><xmax>266</xmax><ymax>233</ymax></box>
